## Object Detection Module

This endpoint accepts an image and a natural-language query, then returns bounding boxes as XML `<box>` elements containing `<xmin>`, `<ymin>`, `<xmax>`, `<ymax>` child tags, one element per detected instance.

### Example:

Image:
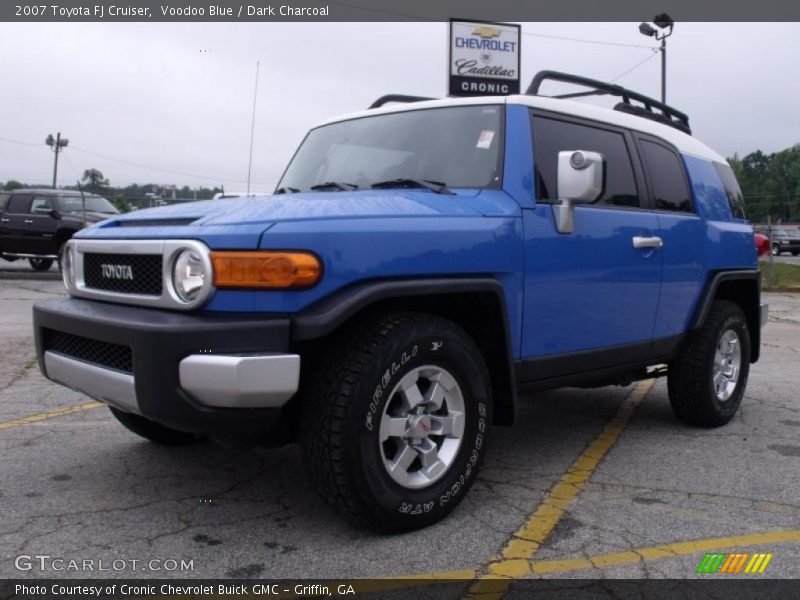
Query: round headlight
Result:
<box><xmin>172</xmin><ymin>249</ymin><xmax>207</xmax><ymax>303</ymax></box>
<box><xmin>61</xmin><ymin>243</ymin><xmax>74</xmax><ymax>290</ymax></box>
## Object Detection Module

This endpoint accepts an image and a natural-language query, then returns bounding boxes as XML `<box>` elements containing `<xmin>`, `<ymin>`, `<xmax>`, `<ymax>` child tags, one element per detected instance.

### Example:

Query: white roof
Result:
<box><xmin>315</xmin><ymin>94</ymin><xmax>726</xmax><ymax>164</ymax></box>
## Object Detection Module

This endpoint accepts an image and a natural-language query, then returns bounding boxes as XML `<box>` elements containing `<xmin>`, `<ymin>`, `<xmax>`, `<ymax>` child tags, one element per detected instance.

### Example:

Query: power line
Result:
<box><xmin>610</xmin><ymin>50</ymin><xmax>660</xmax><ymax>82</ymax></box>
<box><xmin>0</xmin><ymin>135</ymin><xmax>42</xmax><ymax>147</ymax></box>
<box><xmin>68</xmin><ymin>145</ymin><xmax>270</xmax><ymax>186</ymax></box>
<box><xmin>325</xmin><ymin>4</ymin><xmax>658</xmax><ymax>50</ymax></box>
<box><xmin>521</xmin><ymin>30</ymin><xmax>656</xmax><ymax>50</ymax></box>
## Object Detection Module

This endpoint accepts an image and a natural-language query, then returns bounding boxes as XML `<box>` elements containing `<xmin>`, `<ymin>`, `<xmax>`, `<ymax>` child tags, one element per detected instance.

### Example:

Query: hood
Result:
<box><xmin>105</xmin><ymin>190</ymin><xmax>483</xmax><ymax>228</ymax></box>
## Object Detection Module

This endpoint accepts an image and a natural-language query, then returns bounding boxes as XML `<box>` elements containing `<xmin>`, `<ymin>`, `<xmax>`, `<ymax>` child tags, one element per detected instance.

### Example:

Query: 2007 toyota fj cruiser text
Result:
<box><xmin>33</xmin><ymin>72</ymin><xmax>767</xmax><ymax>531</ymax></box>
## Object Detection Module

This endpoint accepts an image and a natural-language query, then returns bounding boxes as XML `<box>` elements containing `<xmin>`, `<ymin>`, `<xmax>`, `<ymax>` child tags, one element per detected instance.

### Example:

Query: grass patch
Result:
<box><xmin>761</xmin><ymin>262</ymin><xmax>800</xmax><ymax>290</ymax></box>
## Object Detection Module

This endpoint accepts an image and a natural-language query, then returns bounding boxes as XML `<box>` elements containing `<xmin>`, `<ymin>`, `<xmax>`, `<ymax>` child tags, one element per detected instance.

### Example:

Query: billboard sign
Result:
<box><xmin>449</xmin><ymin>19</ymin><xmax>521</xmax><ymax>97</ymax></box>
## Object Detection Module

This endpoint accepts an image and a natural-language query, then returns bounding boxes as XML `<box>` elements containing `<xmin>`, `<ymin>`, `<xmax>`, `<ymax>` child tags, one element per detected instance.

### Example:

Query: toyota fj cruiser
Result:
<box><xmin>33</xmin><ymin>71</ymin><xmax>766</xmax><ymax>531</ymax></box>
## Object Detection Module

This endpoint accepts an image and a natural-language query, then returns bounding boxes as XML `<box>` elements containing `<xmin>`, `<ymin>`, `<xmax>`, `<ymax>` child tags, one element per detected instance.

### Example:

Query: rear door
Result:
<box><xmin>520</xmin><ymin>112</ymin><xmax>662</xmax><ymax>375</ymax></box>
<box><xmin>0</xmin><ymin>194</ymin><xmax>33</xmax><ymax>254</ymax></box>
<box><xmin>20</xmin><ymin>195</ymin><xmax>60</xmax><ymax>255</ymax></box>
<box><xmin>634</xmin><ymin>135</ymin><xmax>705</xmax><ymax>340</ymax></box>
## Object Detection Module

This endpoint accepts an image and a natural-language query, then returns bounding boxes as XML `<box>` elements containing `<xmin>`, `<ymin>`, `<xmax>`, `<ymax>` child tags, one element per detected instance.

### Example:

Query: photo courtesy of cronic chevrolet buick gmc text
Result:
<box><xmin>0</xmin><ymin>188</ymin><xmax>119</xmax><ymax>271</ymax></box>
<box><xmin>32</xmin><ymin>71</ymin><xmax>767</xmax><ymax>532</ymax></box>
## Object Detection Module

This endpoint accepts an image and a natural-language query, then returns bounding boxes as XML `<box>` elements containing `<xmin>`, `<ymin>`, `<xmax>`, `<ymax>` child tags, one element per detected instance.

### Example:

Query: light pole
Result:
<box><xmin>639</xmin><ymin>13</ymin><xmax>674</xmax><ymax>104</ymax></box>
<box><xmin>45</xmin><ymin>132</ymin><xmax>69</xmax><ymax>188</ymax></box>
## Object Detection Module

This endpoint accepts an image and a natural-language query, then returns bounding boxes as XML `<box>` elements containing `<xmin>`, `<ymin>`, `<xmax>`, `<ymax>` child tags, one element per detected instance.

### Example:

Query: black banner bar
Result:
<box><xmin>3</xmin><ymin>0</ymin><xmax>800</xmax><ymax>22</ymax></box>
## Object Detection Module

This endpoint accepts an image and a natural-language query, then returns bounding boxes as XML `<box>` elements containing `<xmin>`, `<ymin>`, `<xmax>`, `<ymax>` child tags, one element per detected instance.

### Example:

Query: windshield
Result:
<box><xmin>277</xmin><ymin>105</ymin><xmax>504</xmax><ymax>192</ymax></box>
<box><xmin>57</xmin><ymin>195</ymin><xmax>119</xmax><ymax>214</ymax></box>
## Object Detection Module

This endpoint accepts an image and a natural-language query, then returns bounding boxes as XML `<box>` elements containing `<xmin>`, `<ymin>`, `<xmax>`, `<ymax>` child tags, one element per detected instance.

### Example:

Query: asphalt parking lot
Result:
<box><xmin>1</xmin><ymin>276</ymin><xmax>799</xmax><ymax>586</ymax></box>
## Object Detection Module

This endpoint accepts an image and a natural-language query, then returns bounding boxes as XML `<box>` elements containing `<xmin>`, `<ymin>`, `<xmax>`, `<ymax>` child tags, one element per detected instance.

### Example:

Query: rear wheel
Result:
<box><xmin>109</xmin><ymin>407</ymin><xmax>205</xmax><ymax>445</ymax></box>
<box><xmin>667</xmin><ymin>300</ymin><xmax>750</xmax><ymax>427</ymax></box>
<box><xmin>300</xmin><ymin>312</ymin><xmax>492</xmax><ymax>532</ymax></box>
<box><xmin>792</xmin><ymin>250</ymin><xmax>799</xmax><ymax>257</ymax></box>
<box><xmin>29</xmin><ymin>258</ymin><xmax>54</xmax><ymax>271</ymax></box>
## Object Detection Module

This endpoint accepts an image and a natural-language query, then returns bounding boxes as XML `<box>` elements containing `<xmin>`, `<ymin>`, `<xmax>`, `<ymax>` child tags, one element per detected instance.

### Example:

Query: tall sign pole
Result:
<box><xmin>448</xmin><ymin>19</ymin><xmax>521</xmax><ymax>97</ymax></box>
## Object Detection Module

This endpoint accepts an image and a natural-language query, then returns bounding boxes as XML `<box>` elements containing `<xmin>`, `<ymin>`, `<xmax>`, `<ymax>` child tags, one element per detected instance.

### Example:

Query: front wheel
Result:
<box><xmin>667</xmin><ymin>300</ymin><xmax>751</xmax><ymax>427</ymax></box>
<box><xmin>772</xmin><ymin>245</ymin><xmax>781</xmax><ymax>256</ymax></box>
<box><xmin>300</xmin><ymin>312</ymin><xmax>492</xmax><ymax>532</ymax></box>
<box><xmin>29</xmin><ymin>258</ymin><xmax>54</xmax><ymax>271</ymax></box>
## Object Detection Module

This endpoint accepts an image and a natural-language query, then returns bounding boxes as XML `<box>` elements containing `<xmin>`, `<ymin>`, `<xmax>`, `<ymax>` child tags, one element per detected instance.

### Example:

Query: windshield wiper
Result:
<box><xmin>309</xmin><ymin>182</ymin><xmax>359</xmax><ymax>192</ymax></box>
<box><xmin>370</xmin><ymin>178</ymin><xmax>453</xmax><ymax>195</ymax></box>
<box><xmin>274</xmin><ymin>186</ymin><xmax>300</xmax><ymax>194</ymax></box>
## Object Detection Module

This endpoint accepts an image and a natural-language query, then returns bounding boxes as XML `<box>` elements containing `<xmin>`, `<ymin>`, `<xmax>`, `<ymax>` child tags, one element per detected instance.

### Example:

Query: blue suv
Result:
<box><xmin>33</xmin><ymin>71</ymin><xmax>766</xmax><ymax>531</ymax></box>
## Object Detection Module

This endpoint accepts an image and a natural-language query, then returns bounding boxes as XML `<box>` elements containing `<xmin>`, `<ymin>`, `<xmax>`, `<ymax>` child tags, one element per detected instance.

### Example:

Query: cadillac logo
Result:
<box><xmin>100</xmin><ymin>264</ymin><xmax>134</xmax><ymax>280</ymax></box>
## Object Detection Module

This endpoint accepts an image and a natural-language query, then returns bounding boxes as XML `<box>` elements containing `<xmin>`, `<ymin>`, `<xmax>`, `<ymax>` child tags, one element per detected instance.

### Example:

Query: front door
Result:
<box><xmin>521</xmin><ymin>113</ymin><xmax>662</xmax><ymax>368</ymax></box>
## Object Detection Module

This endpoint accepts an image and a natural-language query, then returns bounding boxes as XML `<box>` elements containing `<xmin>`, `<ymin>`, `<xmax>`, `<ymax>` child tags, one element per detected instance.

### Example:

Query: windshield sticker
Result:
<box><xmin>476</xmin><ymin>130</ymin><xmax>495</xmax><ymax>149</ymax></box>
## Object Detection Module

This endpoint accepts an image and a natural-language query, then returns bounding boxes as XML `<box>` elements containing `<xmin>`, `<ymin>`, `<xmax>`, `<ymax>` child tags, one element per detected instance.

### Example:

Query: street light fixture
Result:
<box><xmin>45</xmin><ymin>132</ymin><xmax>69</xmax><ymax>189</ymax></box>
<box><xmin>638</xmin><ymin>13</ymin><xmax>674</xmax><ymax>104</ymax></box>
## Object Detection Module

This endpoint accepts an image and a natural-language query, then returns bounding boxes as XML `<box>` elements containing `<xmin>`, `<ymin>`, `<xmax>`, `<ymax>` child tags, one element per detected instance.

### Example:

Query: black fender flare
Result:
<box><xmin>690</xmin><ymin>269</ymin><xmax>761</xmax><ymax>363</ymax></box>
<box><xmin>292</xmin><ymin>277</ymin><xmax>518</xmax><ymax>425</ymax></box>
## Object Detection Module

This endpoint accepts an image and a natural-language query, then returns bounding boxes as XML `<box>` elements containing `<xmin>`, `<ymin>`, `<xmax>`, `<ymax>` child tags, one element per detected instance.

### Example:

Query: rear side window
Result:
<box><xmin>639</xmin><ymin>140</ymin><xmax>693</xmax><ymax>213</ymax></box>
<box><xmin>30</xmin><ymin>196</ymin><xmax>55</xmax><ymax>213</ymax></box>
<box><xmin>532</xmin><ymin>116</ymin><xmax>640</xmax><ymax>208</ymax></box>
<box><xmin>713</xmin><ymin>162</ymin><xmax>746</xmax><ymax>219</ymax></box>
<box><xmin>7</xmin><ymin>195</ymin><xmax>31</xmax><ymax>213</ymax></box>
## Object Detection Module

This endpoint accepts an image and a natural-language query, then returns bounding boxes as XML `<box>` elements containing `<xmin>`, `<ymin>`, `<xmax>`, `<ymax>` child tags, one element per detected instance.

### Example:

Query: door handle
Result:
<box><xmin>24</xmin><ymin>219</ymin><xmax>34</xmax><ymax>224</ymax></box>
<box><xmin>632</xmin><ymin>236</ymin><xmax>663</xmax><ymax>249</ymax></box>
<box><xmin>0</xmin><ymin>218</ymin><xmax>9</xmax><ymax>223</ymax></box>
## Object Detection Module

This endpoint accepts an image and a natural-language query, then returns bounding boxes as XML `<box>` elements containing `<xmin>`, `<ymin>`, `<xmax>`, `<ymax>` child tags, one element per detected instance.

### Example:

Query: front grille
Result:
<box><xmin>83</xmin><ymin>253</ymin><xmax>162</xmax><ymax>296</ymax></box>
<box><xmin>45</xmin><ymin>330</ymin><xmax>133</xmax><ymax>373</ymax></box>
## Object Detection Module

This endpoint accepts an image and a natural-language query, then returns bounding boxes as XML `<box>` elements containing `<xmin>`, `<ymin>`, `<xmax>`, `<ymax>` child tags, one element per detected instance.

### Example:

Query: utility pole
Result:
<box><xmin>246</xmin><ymin>60</ymin><xmax>260</xmax><ymax>195</ymax></box>
<box><xmin>45</xmin><ymin>132</ymin><xmax>69</xmax><ymax>188</ymax></box>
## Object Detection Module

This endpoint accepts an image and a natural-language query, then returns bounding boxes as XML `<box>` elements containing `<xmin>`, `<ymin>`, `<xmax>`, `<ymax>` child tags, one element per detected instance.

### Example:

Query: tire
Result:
<box><xmin>29</xmin><ymin>258</ymin><xmax>54</xmax><ymax>271</ymax></box>
<box><xmin>792</xmin><ymin>250</ymin><xmax>799</xmax><ymax>257</ymax></box>
<box><xmin>300</xmin><ymin>311</ymin><xmax>492</xmax><ymax>532</ymax></box>
<box><xmin>667</xmin><ymin>300</ymin><xmax>750</xmax><ymax>427</ymax></box>
<box><xmin>109</xmin><ymin>407</ymin><xmax>205</xmax><ymax>445</ymax></box>
<box><xmin>771</xmin><ymin>245</ymin><xmax>781</xmax><ymax>256</ymax></box>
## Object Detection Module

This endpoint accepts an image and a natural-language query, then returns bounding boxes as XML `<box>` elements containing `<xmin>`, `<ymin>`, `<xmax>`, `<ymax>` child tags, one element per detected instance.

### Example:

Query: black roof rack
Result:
<box><xmin>527</xmin><ymin>70</ymin><xmax>691</xmax><ymax>135</ymax></box>
<box><xmin>369</xmin><ymin>94</ymin><xmax>436</xmax><ymax>109</ymax></box>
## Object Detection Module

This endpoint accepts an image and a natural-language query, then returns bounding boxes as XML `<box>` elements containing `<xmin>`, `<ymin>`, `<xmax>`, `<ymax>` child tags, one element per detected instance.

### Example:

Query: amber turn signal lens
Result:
<box><xmin>211</xmin><ymin>251</ymin><xmax>322</xmax><ymax>288</ymax></box>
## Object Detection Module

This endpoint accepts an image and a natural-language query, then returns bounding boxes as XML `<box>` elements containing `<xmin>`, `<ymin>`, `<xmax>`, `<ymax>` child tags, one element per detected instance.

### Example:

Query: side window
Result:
<box><xmin>6</xmin><ymin>195</ymin><xmax>31</xmax><ymax>214</ymax></box>
<box><xmin>0</xmin><ymin>193</ymin><xmax>9</xmax><ymax>212</ymax></box>
<box><xmin>639</xmin><ymin>140</ymin><xmax>693</xmax><ymax>213</ymax></box>
<box><xmin>713</xmin><ymin>162</ymin><xmax>746</xmax><ymax>219</ymax></box>
<box><xmin>532</xmin><ymin>115</ymin><xmax>640</xmax><ymax>208</ymax></box>
<box><xmin>30</xmin><ymin>196</ymin><xmax>54</xmax><ymax>214</ymax></box>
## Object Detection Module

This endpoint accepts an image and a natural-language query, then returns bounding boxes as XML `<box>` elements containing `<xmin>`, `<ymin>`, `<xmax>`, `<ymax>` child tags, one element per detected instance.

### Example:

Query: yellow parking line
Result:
<box><xmin>0</xmin><ymin>401</ymin><xmax>104</xmax><ymax>431</ymax></box>
<box><xmin>467</xmin><ymin>379</ymin><xmax>654</xmax><ymax>597</ymax></box>
<box><xmin>530</xmin><ymin>529</ymin><xmax>800</xmax><ymax>575</ymax></box>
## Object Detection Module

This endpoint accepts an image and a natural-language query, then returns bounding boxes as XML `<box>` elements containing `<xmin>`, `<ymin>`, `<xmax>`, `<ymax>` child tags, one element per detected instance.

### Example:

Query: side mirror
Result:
<box><xmin>49</xmin><ymin>208</ymin><xmax>62</xmax><ymax>219</ymax></box>
<box><xmin>553</xmin><ymin>150</ymin><xmax>604</xmax><ymax>233</ymax></box>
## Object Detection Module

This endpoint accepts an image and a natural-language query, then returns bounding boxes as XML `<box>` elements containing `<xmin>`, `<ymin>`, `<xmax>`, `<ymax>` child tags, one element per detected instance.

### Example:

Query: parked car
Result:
<box><xmin>0</xmin><ymin>189</ymin><xmax>119</xmax><ymax>271</ymax></box>
<box><xmin>33</xmin><ymin>71</ymin><xmax>765</xmax><ymax>531</ymax></box>
<box><xmin>769</xmin><ymin>227</ymin><xmax>800</xmax><ymax>256</ymax></box>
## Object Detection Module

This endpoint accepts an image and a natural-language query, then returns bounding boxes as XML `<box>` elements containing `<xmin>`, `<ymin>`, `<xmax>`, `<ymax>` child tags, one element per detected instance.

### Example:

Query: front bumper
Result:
<box><xmin>34</xmin><ymin>297</ymin><xmax>298</xmax><ymax>436</ymax></box>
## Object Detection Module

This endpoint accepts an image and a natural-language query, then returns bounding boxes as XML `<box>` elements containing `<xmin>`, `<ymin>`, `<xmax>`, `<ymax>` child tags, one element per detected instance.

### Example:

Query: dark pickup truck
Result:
<box><xmin>0</xmin><ymin>188</ymin><xmax>118</xmax><ymax>270</ymax></box>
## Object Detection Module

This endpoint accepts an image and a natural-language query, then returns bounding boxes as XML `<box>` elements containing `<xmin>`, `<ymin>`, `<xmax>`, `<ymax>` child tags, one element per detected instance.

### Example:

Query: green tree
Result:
<box><xmin>3</xmin><ymin>180</ymin><xmax>23</xmax><ymax>191</ymax></box>
<box><xmin>81</xmin><ymin>168</ymin><xmax>110</xmax><ymax>194</ymax></box>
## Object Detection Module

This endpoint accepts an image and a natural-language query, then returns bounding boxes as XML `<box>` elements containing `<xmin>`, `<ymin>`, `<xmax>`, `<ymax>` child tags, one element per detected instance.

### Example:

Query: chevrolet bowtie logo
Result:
<box><xmin>472</xmin><ymin>26</ymin><xmax>502</xmax><ymax>39</ymax></box>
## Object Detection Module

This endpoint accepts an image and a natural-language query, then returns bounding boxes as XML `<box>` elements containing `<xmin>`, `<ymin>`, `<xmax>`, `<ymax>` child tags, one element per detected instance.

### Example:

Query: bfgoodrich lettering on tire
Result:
<box><xmin>300</xmin><ymin>311</ymin><xmax>492</xmax><ymax>532</ymax></box>
<box><xmin>667</xmin><ymin>300</ymin><xmax>751</xmax><ymax>427</ymax></box>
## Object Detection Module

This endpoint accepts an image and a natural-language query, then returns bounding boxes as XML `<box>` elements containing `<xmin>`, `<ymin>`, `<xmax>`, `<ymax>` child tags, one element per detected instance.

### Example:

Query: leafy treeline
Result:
<box><xmin>729</xmin><ymin>144</ymin><xmax>800</xmax><ymax>223</ymax></box>
<box><xmin>3</xmin><ymin>170</ymin><xmax>223</xmax><ymax>213</ymax></box>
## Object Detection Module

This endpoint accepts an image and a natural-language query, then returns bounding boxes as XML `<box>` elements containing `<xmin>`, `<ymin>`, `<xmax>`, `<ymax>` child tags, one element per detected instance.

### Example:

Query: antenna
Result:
<box><xmin>246</xmin><ymin>60</ymin><xmax>260</xmax><ymax>195</ymax></box>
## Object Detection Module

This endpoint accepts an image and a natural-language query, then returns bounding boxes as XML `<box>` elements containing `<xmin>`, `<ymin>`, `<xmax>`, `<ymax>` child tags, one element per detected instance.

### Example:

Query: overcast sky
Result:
<box><xmin>1</xmin><ymin>22</ymin><xmax>798</xmax><ymax>190</ymax></box>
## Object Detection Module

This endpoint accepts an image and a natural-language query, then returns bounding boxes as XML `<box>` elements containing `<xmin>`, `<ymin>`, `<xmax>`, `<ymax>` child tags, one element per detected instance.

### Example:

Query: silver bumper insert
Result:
<box><xmin>761</xmin><ymin>303</ymin><xmax>769</xmax><ymax>329</ymax></box>
<box><xmin>44</xmin><ymin>351</ymin><xmax>137</xmax><ymax>412</ymax></box>
<box><xmin>179</xmin><ymin>353</ymin><xmax>300</xmax><ymax>408</ymax></box>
